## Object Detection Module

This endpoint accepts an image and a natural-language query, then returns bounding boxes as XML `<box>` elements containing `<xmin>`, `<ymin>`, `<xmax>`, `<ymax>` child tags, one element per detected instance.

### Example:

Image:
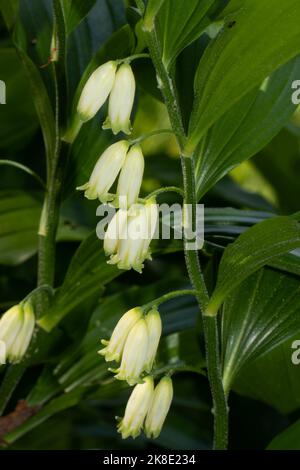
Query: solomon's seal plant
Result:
<box><xmin>0</xmin><ymin>0</ymin><xmax>300</xmax><ymax>453</ymax></box>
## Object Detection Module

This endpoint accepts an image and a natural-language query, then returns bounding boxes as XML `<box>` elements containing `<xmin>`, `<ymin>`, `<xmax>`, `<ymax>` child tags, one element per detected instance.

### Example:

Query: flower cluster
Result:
<box><xmin>99</xmin><ymin>307</ymin><xmax>173</xmax><ymax>439</ymax></box>
<box><xmin>77</xmin><ymin>61</ymin><xmax>135</xmax><ymax>135</ymax></box>
<box><xmin>77</xmin><ymin>56</ymin><xmax>174</xmax><ymax>439</ymax></box>
<box><xmin>117</xmin><ymin>376</ymin><xmax>173</xmax><ymax>439</ymax></box>
<box><xmin>77</xmin><ymin>139</ymin><xmax>158</xmax><ymax>273</ymax></box>
<box><xmin>77</xmin><ymin>141</ymin><xmax>144</xmax><ymax>206</ymax></box>
<box><xmin>99</xmin><ymin>307</ymin><xmax>161</xmax><ymax>384</ymax></box>
<box><xmin>76</xmin><ymin>58</ymin><xmax>160</xmax><ymax>273</ymax></box>
<box><xmin>0</xmin><ymin>301</ymin><xmax>35</xmax><ymax>364</ymax></box>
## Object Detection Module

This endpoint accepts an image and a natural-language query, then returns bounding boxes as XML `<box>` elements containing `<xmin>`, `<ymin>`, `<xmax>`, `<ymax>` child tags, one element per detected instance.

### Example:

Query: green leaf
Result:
<box><xmin>60</xmin><ymin>0</ymin><xmax>97</xmax><ymax>34</ymax></box>
<box><xmin>267</xmin><ymin>420</ymin><xmax>300</xmax><ymax>450</ymax></box>
<box><xmin>221</xmin><ymin>268</ymin><xmax>300</xmax><ymax>394</ymax></box>
<box><xmin>0</xmin><ymin>191</ymin><xmax>41</xmax><ymax>265</ymax></box>
<box><xmin>195</xmin><ymin>56</ymin><xmax>300</xmax><ymax>199</ymax></box>
<box><xmin>156</xmin><ymin>0</ymin><xmax>216</xmax><ymax>69</ymax></box>
<box><xmin>206</xmin><ymin>215</ymin><xmax>300</xmax><ymax>315</ymax></box>
<box><xmin>254</xmin><ymin>129</ymin><xmax>300</xmax><ymax>214</ymax></box>
<box><xmin>187</xmin><ymin>0</ymin><xmax>300</xmax><ymax>152</ymax></box>
<box><xmin>144</xmin><ymin>0</ymin><xmax>165</xmax><ymax>31</ymax></box>
<box><xmin>233</xmin><ymin>335</ymin><xmax>300</xmax><ymax>415</ymax></box>
<box><xmin>268</xmin><ymin>250</ymin><xmax>300</xmax><ymax>277</ymax></box>
<box><xmin>15</xmin><ymin>50</ymin><xmax>55</xmax><ymax>165</ymax></box>
<box><xmin>0</xmin><ymin>190</ymin><xmax>89</xmax><ymax>266</ymax></box>
<box><xmin>0</xmin><ymin>160</ymin><xmax>45</xmax><ymax>187</ymax></box>
<box><xmin>11</xmin><ymin>17</ymin><xmax>56</xmax><ymax>164</ymax></box>
<box><xmin>0</xmin><ymin>48</ymin><xmax>38</xmax><ymax>151</ymax></box>
<box><xmin>0</xmin><ymin>0</ymin><xmax>19</xmax><ymax>30</ymax></box>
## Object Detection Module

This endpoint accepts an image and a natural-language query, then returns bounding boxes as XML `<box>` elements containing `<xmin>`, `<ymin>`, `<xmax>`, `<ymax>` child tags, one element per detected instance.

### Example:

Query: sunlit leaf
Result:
<box><xmin>187</xmin><ymin>0</ymin><xmax>300</xmax><ymax>151</ymax></box>
<box><xmin>221</xmin><ymin>268</ymin><xmax>300</xmax><ymax>394</ymax></box>
<box><xmin>0</xmin><ymin>191</ymin><xmax>41</xmax><ymax>266</ymax></box>
<box><xmin>207</xmin><ymin>215</ymin><xmax>300</xmax><ymax>316</ymax></box>
<box><xmin>233</xmin><ymin>335</ymin><xmax>300</xmax><ymax>415</ymax></box>
<box><xmin>60</xmin><ymin>0</ymin><xmax>97</xmax><ymax>34</ymax></box>
<box><xmin>156</xmin><ymin>0</ymin><xmax>219</xmax><ymax>69</ymax></box>
<box><xmin>195</xmin><ymin>56</ymin><xmax>300</xmax><ymax>198</ymax></box>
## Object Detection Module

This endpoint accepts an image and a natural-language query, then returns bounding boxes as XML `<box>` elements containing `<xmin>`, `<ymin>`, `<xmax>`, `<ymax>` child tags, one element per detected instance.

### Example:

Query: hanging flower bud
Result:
<box><xmin>8</xmin><ymin>302</ymin><xmax>35</xmax><ymax>362</ymax></box>
<box><xmin>145</xmin><ymin>376</ymin><xmax>173</xmax><ymax>439</ymax></box>
<box><xmin>77</xmin><ymin>140</ymin><xmax>129</xmax><ymax>201</ymax></box>
<box><xmin>99</xmin><ymin>307</ymin><xmax>142</xmax><ymax>363</ymax></box>
<box><xmin>108</xmin><ymin>200</ymin><xmax>158</xmax><ymax>273</ymax></box>
<box><xmin>103</xmin><ymin>63</ymin><xmax>136</xmax><ymax>135</ymax></box>
<box><xmin>103</xmin><ymin>209</ymin><xmax>128</xmax><ymax>256</ymax></box>
<box><xmin>145</xmin><ymin>309</ymin><xmax>162</xmax><ymax>372</ymax></box>
<box><xmin>0</xmin><ymin>340</ymin><xmax>6</xmax><ymax>364</ymax></box>
<box><xmin>0</xmin><ymin>302</ymin><xmax>35</xmax><ymax>364</ymax></box>
<box><xmin>77</xmin><ymin>61</ymin><xmax>117</xmax><ymax>122</ymax></box>
<box><xmin>114</xmin><ymin>318</ymin><xmax>149</xmax><ymax>385</ymax></box>
<box><xmin>116</xmin><ymin>144</ymin><xmax>144</xmax><ymax>209</ymax></box>
<box><xmin>117</xmin><ymin>376</ymin><xmax>154</xmax><ymax>439</ymax></box>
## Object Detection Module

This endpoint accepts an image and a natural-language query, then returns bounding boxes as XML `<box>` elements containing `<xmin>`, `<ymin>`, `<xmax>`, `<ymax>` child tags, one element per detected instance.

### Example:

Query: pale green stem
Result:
<box><xmin>145</xmin><ymin>186</ymin><xmax>184</xmax><ymax>199</ymax></box>
<box><xmin>120</xmin><ymin>53</ymin><xmax>150</xmax><ymax>64</ymax></box>
<box><xmin>143</xmin><ymin>289</ymin><xmax>198</xmax><ymax>311</ymax></box>
<box><xmin>129</xmin><ymin>128</ymin><xmax>174</xmax><ymax>145</ymax></box>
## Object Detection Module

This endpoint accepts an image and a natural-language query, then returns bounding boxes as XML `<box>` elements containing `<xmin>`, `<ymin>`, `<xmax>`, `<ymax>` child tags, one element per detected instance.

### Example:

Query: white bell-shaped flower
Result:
<box><xmin>99</xmin><ymin>307</ymin><xmax>142</xmax><ymax>363</ymax></box>
<box><xmin>77</xmin><ymin>140</ymin><xmax>129</xmax><ymax>201</ymax></box>
<box><xmin>117</xmin><ymin>376</ymin><xmax>154</xmax><ymax>439</ymax></box>
<box><xmin>0</xmin><ymin>302</ymin><xmax>35</xmax><ymax>364</ymax></box>
<box><xmin>141</xmin><ymin>198</ymin><xmax>159</xmax><ymax>259</ymax></box>
<box><xmin>103</xmin><ymin>209</ymin><xmax>128</xmax><ymax>256</ymax></box>
<box><xmin>145</xmin><ymin>376</ymin><xmax>173</xmax><ymax>439</ymax></box>
<box><xmin>114</xmin><ymin>318</ymin><xmax>149</xmax><ymax>385</ymax></box>
<box><xmin>77</xmin><ymin>61</ymin><xmax>117</xmax><ymax>122</ymax></box>
<box><xmin>103</xmin><ymin>63</ymin><xmax>136</xmax><ymax>135</ymax></box>
<box><xmin>116</xmin><ymin>144</ymin><xmax>144</xmax><ymax>209</ymax></box>
<box><xmin>145</xmin><ymin>309</ymin><xmax>162</xmax><ymax>372</ymax></box>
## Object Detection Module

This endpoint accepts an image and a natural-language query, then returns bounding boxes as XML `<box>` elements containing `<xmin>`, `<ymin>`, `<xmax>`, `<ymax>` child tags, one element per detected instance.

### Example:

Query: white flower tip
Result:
<box><xmin>0</xmin><ymin>340</ymin><xmax>6</xmax><ymax>364</ymax></box>
<box><xmin>76</xmin><ymin>183</ymin><xmax>98</xmax><ymax>200</ymax></box>
<box><xmin>102</xmin><ymin>117</ymin><xmax>132</xmax><ymax>136</ymax></box>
